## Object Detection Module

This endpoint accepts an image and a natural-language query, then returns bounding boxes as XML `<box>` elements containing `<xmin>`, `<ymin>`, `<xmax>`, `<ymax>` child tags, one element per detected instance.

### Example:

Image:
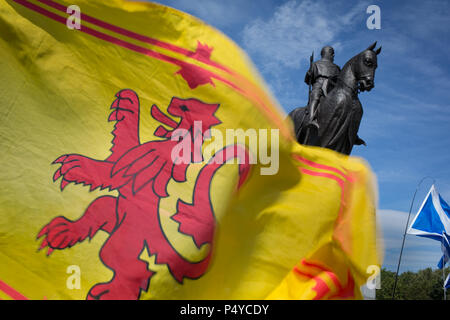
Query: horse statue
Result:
<box><xmin>288</xmin><ymin>42</ymin><xmax>381</xmax><ymax>155</ymax></box>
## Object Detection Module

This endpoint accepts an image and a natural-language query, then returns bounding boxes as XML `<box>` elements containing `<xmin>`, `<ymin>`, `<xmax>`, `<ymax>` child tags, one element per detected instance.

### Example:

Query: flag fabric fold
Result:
<box><xmin>407</xmin><ymin>185</ymin><xmax>450</xmax><ymax>239</ymax></box>
<box><xmin>438</xmin><ymin>233</ymin><xmax>450</xmax><ymax>269</ymax></box>
<box><xmin>407</xmin><ymin>184</ymin><xmax>450</xmax><ymax>268</ymax></box>
<box><xmin>0</xmin><ymin>0</ymin><xmax>381</xmax><ymax>300</ymax></box>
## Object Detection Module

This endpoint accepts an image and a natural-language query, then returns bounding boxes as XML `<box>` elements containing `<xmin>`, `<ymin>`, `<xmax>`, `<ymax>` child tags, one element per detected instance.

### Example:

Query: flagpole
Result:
<box><xmin>445</xmin><ymin>270</ymin><xmax>448</xmax><ymax>300</ymax></box>
<box><xmin>391</xmin><ymin>176</ymin><xmax>435</xmax><ymax>299</ymax></box>
<box><xmin>443</xmin><ymin>234</ymin><xmax>447</xmax><ymax>300</ymax></box>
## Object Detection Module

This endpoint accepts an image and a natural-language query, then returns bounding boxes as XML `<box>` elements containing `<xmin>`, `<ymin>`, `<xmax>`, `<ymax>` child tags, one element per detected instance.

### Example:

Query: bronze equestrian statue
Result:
<box><xmin>289</xmin><ymin>42</ymin><xmax>381</xmax><ymax>155</ymax></box>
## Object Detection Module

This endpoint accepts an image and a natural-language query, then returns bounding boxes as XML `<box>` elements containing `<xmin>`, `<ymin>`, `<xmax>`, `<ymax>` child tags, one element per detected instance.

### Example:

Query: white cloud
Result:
<box><xmin>241</xmin><ymin>0</ymin><xmax>367</xmax><ymax>71</ymax></box>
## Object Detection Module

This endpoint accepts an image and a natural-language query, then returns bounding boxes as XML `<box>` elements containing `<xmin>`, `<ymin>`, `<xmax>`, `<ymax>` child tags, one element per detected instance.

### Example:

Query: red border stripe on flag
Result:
<box><xmin>0</xmin><ymin>279</ymin><xmax>29</xmax><ymax>300</ymax></box>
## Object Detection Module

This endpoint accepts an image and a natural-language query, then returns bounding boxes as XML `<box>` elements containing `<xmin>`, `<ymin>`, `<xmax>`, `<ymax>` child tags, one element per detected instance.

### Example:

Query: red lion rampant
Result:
<box><xmin>37</xmin><ymin>89</ymin><xmax>250</xmax><ymax>300</ymax></box>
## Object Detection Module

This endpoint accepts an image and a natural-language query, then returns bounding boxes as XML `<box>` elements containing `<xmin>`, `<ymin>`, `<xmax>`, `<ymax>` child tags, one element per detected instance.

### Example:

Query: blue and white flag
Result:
<box><xmin>438</xmin><ymin>232</ymin><xmax>450</xmax><ymax>269</ymax></box>
<box><xmin>407</xmin><ymin>185</ymin><xmax>450</xmax><ymax>267</ymax></box>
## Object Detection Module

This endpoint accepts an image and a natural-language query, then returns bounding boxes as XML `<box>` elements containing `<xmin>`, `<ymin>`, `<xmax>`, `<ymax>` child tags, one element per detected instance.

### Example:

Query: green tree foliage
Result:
<box><xmin>376</xmin><ymin>267</ymin><xmax>449</xmax><ymax>300</ymax></box>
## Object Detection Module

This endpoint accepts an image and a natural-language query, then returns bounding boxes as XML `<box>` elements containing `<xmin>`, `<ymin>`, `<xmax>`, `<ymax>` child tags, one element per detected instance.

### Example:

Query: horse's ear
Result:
<box><xmin>375</xmin><ymin>46</ymin><xmax>382</xmax><ymax>55</ymax></box>
<box><xmin>367</xmin><ymin>41</ymin><xmax>377</xmax><ymax>51</ymax></box>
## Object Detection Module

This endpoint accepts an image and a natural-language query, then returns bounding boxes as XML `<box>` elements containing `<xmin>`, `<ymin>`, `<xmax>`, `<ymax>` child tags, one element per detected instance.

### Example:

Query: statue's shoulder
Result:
<box><xmin>315</xmin><ymin>60</ymin><xmax>340</xmax><ymax>77</ymax></box>
<box><xmin>315</xmin><ymin>59</ymin><xmax>338</xmax><ymax>67</ymax></box>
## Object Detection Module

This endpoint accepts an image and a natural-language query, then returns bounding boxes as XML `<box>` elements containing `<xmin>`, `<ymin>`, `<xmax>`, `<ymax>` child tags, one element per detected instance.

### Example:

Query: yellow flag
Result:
<box><xmin>0</xmin><ymin>0</ymin><xmax>381</xmax><ymax>300</ymax></box>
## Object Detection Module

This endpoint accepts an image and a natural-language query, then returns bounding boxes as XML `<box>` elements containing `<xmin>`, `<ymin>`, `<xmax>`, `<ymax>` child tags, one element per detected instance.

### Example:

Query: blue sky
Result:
<box><xmin>150</xmin><ymin>0</ymin><xmax>450</xmax><ymax>273</ymax></box>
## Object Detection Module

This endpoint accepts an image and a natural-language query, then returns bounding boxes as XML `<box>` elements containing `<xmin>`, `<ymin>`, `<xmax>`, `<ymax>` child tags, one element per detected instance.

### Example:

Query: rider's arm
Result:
<box><xmin>304</xmin><ymin>64</ymin><xmax>315</xmax><ymax>85</ymax></box>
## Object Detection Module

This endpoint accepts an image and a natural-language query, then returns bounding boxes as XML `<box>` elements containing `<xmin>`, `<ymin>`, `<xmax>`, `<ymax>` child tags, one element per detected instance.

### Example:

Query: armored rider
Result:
<box><xmin>304</xmin><ymin>46</ymin><xmax>340</xmax><ymax>129</ymax></box>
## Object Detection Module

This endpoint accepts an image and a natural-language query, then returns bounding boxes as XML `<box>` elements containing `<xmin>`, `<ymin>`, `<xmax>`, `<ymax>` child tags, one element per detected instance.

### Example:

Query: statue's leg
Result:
<box><xmin>306</xmin><ymin>85</ymin><xmax>322</xmax><ymax>130</ymax></box>
<box><xmin>309</xmin><ymin>95</ymin><xmax>325</xmax><ymax>146</ymax></box>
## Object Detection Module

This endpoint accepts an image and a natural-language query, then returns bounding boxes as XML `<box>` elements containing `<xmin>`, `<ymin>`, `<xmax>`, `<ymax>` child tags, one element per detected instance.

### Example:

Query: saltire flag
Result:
<box><xmin>438</xmin><ymin>233</ymin><xmax>450</xmax><ymax>269</ymax></box>
<box><xmin>407</xmin><ymin>185</ymin><xmax>450</xmax><ymax>268</ymax></box>
<box><xmin>0</xmin><ymin>0</ymin><xmax>381</xmax><ymax>300</ymax></box>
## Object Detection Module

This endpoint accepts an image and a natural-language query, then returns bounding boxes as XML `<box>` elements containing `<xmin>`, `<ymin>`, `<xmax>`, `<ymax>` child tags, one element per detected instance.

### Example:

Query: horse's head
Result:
<box><xmin>353</xmin><ymin>42</ymin><xmax>381</xmax><ymax>92</ymax></box>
